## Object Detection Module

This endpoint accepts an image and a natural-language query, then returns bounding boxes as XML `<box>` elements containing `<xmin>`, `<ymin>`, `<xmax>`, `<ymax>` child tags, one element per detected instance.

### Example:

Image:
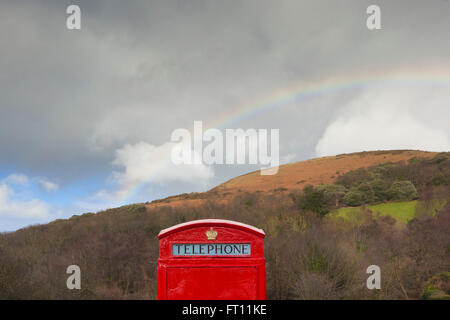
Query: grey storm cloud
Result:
<box><xmin>1</xmin><ymin>0</ymin><xmax>449</xmax><ymax>189</ymax></box>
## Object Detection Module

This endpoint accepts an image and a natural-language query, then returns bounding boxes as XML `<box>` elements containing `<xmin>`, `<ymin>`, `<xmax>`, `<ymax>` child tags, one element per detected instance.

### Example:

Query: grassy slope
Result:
<box><xmin>330</xmin><ymin>201</ymin><xmax>417</xmax><ymax>223</ymax></box>
<box><xmin>330</xmin><ymin>199</ymin><xmax>448</xmax><ymax>224</ymax></box>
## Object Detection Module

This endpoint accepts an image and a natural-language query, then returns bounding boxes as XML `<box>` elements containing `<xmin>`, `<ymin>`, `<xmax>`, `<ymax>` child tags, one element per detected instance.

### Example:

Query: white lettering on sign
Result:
<box><xmin>173</xmin><ymin>243</ymin><xmax>251</xmax><ymax>256</ymax></box>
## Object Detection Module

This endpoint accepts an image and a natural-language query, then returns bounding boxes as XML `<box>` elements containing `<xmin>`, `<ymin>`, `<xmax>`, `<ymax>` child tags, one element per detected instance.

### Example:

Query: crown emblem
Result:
<box><xmin>206</xmin><ymin>227</ymin><xmax>218</xmax><ymax>240</ymax></box>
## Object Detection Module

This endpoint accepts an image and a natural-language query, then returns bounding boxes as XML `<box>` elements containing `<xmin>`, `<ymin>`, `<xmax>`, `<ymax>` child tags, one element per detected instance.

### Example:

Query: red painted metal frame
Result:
<box><xmin>157</xmin><ymin>219</ymin><xmax>266</xmax><ymax>300</ymax></box>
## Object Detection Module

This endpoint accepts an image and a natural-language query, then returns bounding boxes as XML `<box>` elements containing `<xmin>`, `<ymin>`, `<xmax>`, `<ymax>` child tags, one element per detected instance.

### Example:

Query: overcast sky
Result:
<box><xmin>1</xmin><ymin>0</ymin><xmax>449</xmax><ymax>231</ymax></box>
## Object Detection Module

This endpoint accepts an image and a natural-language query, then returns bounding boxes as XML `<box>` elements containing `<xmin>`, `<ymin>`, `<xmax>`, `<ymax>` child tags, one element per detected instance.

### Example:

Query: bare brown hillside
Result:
<box><xmin>146</xmin><ymin>150</ymin><xmax>437</xmax><ymax>209</ymax></box>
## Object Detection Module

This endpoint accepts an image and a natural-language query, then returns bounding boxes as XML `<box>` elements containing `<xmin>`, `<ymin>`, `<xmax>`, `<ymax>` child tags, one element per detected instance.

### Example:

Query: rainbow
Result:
<box><xmin>204</xmin><ymin>65</ymin><xmax>450</xmax><ymax>130</ymax></box>
<box><xmin>117</xmin><ymin>65</ymin><xmax>450</xmax><ymax>204</ymax></box>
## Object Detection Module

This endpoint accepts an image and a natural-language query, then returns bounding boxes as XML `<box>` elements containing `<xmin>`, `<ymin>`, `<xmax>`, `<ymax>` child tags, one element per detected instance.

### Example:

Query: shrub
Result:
<box><xmin>344</xmin><ymin>181</ymin><xmax>381</xmax><ymax>206</ymax></box>
<box><xmin>316</xmin><ymin>184</ymin><xmax>347</xmax><ymax>207</ymax></box>
<box><xmin>355</xmin><ymin>181</ymin><xmax>376</xmax><ymax>203</ymax></box>
<box><xmin>422</xmin><ymin>272</ymin><xmax>450</xmax><ymax>300</ymax></box>
<box><xmin>373</xmin><ymin>162</ymin><xmax>400</xmax><ymax>178</ymax></box>
<box><xmin>366</xmin><ymin>179</ymin><xmax>390</xmax><ymax>202</ymax></box>
<box><xmin>387</xmin><ymin>181</ymin><xmax>418</xmax><ymax>200</ymax></box>
<box><xmin>245</xmin><ymin>198</ymin><xmax>254</xmax><ymax>207</ymax></box>
<box><xmin>297</xmin><ymin>185</ymin><xmax>330</xmax><ymax>216</ymax></box>
<box><xmin>335</xmin><ymin>168</ymin><xmax>371</xmax><ymax>189</ymax></box>
<box><xmin>344</xmin><ymin>179</ymin><xmax>417</xmax><ymax>206</ymax></box>
<box><xmin>344</xmin><ymin>189</ymin><xmax>364</xmax><ymax>206</ymax></box>
<box><xmin>431</xmin><ymin>173</ymin><xmax>450</xmax><ymax>186</ymax></box>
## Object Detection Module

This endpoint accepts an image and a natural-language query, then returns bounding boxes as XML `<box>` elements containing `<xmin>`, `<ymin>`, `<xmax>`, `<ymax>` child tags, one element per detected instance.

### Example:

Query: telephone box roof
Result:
<box><xmin>158</xmin><ymin>219</ymin><xmax>265</xmax><ymax>239</ymax></box>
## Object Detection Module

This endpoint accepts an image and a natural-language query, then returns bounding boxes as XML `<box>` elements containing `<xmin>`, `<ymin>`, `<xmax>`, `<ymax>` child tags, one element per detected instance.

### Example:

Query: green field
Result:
<box><xmin>330</xmin><ymin>201</ymin><xmax>417</xmax><ymax>224</ymax></box>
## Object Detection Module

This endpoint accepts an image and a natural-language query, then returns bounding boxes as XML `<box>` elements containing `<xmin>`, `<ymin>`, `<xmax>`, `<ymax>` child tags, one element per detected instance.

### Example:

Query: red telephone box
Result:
<box><xmin>157</xmin><ymin>219</ymin><xmax>266</xmax><ymax>300</ymax></box>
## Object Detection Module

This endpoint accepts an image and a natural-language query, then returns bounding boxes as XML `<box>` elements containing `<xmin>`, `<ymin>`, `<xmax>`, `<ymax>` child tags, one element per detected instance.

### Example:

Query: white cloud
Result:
<box><xmin>0</xmin><ymin>182</ymin><xmax>50</xmax><ymax>219</ymax></box>
<box><xmin>315</xmin><ymin>88</ymin><xmax>450</xmax><ymax>157</ymax></box>
<box><xmin>4</xmin><ymin>173</ymin><xmax>29</xmax><ymax>186</ymax></box>
<box><xmin>75</xmin><ymin>141</ymin><xmax>215</xmax><ymax>211</ymax></box>
<box><xmin>111</xmin><ymin>141</ymin><xmax>214</xmax><ymax>198</ymax></box>
<box><xmin>38</xmin><ymin>177</ymin><xmax>59</xmax><ymax>192</ymax></box>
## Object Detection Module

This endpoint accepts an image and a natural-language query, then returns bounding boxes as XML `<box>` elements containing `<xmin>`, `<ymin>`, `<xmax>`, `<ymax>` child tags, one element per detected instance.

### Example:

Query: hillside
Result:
<box><xmin>214</xmin><ymin>150</ymin><xmax>436</xmax><ymax>191</ymax></box>
<box><xmin>148</xmin><ymin>150</ymin><xmax>437</xmax><ymax>208</ymax></box>
<box><xmin>0</xmin><ymin>150</ymin><xmax>449</xmax><ymax>300</ymax></box>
